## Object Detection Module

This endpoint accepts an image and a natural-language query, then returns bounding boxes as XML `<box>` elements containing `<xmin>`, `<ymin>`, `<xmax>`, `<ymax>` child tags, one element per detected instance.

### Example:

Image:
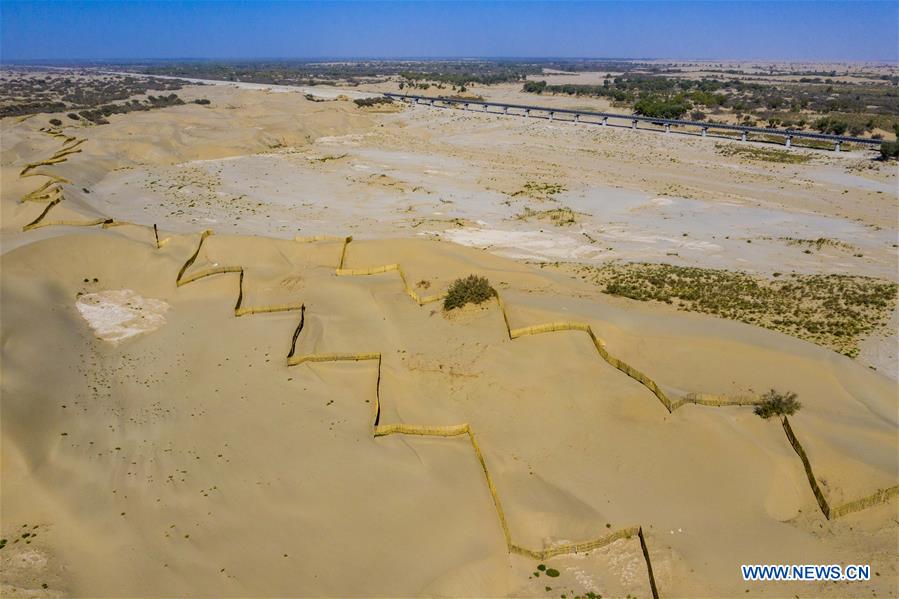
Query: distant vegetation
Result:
<box><xmin>9</xmin><ymin>61</ymin><xmax>895</xmax><ymax>140</ymax></box>
<box><xmin>522</xmin><ymin>70</ymin><xmax>898</xmax><ymax>139</ymax></box>
<box><xmin>571</xmin><ymin>262</ymin><xmax>898</xmax><ymax>358</ymax></box>
<box><xmin>633</xmin><ymin>95</ymin><xmax>692</xmax><ymax>119</ymax></box>
<box><xmin>398</xmin><ymin>67</ymin><xmax>528</xmax><ymax>92</ymax></box>
<box><xmin>881</xmin><ymin>141</ymin><xmax>899</xmax><ymax>160</ymax></box>
<box><xmin>74</xmin><ymin>93</ymin><xmax>210</xmax><ymax>125</ymax></box>
<box><xmin>444</xmin><ymin>275</ymin><xmax>496</xmax><ymax>311</ymax></box>
<box><xmin>353</xmin><ymin>96</ymin><xmax>394</xmax><ymax>107</ymax></box>
<box><xmin>0</xmin><ymin>70</ymin><xmax>192</xmax><ymax>118</ymax></box>
<box><xmin>879</xmin><ymin>123</ymin><xmax>899</xmax><ymax>158</ymax></box>
<box><xmin>715</xmin><ymin>143</ymin><xmax>814</xmax><ymax>164</ymax></box>
<box><xmin>130</xmin><ymin>60</ymin><xmax>541</xmax><ymax>89</ymax></box>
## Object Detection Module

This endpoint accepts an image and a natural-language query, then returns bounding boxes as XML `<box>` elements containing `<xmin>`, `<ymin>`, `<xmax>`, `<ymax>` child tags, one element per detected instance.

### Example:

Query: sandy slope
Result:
<box><xmin>25</xmin><ymin>82</ymin><xmax>895</xmax><ymax>374</ymax></box>
<box><xmin>1</xmin><ymin>82</ymin><xmax>897</xmax><ymax>598</ymax></box>
<box><xmin>1</xmin><ymin>230</ymin><xmax>897</xmax><ymax>597</ymax></box>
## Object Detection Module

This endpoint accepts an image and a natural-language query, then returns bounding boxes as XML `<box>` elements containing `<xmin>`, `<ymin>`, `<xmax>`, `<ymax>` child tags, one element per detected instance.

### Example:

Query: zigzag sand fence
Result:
<box><xmin>321</xmin><ymin>237</ymin><xmax>899</xmax><ymax>519</ymax></box>
<box><xmin>3</xmin><ymin>225</ymin><xmax>897</xmax><ymax>596</ymax></box>
<box><xmin>2</xmin><ymin>145</ymin><xmax>898</xmax><ymax>595</ymax></box>
<box><xmin>12</xmin><ymin>127</ymin><xmax>122</xmax><ymax>232</ymax></box>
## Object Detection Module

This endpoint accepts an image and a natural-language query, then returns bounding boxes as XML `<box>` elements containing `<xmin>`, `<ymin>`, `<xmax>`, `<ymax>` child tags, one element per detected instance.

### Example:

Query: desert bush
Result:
<box><xmin>353</xmin><ymin>96</ymin><xmax>393</xmax><ymax>107</ymax></box>
<box><xmin>48</xmin><ymin>118</ymin><xmax>62</xmax><ymax>126</ymax></box>
<box><xmin>522</xmin><ymin>80</ymin><xmax>547</xmax><ymax>94</ymax></box>
<box><xmin>880</xmin><ymin>141</ymin><xmax>899</xmax><ymax>160</ymax></box>
<box><xmin>193</xmin><ymin>98</ymin><xmax>211</xmax><ymax>105</ymax></box>
<box><xmin>813</xmin><ymin>116</ymin><xmax>849</xmax><ymax>135</ymax></box>
<box><xmin>634</xmin><ymin>95</ymin><xmax>691</xmax><ymax>119</ymax></box>
<box><xmin>754</xmin><ymin>389</ymin><xmax>802</xmax><ymax>419</ymax></box>
<box><xmin>443</xmin><ymin>275</ymin><xmax>495</xmax><ymax>311</ymax></box>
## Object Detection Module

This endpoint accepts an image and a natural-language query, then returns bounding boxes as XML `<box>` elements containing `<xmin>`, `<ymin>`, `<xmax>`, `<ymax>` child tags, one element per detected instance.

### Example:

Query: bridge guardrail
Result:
<box><xmin>385</xmin><ymin>93</ymin><xmax>883</xmax><ymax>147</ymax></box>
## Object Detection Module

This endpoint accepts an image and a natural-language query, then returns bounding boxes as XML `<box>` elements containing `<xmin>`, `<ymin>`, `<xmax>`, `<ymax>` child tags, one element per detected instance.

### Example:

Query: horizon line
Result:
<box><xmin>4</xmin><ymin>57</ymin><xmax>899</xmax><ymax>65</ymax></box>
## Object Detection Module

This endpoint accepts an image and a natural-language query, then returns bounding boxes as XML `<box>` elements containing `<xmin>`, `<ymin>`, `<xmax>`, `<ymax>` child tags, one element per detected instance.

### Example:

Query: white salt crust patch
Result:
<box><xmin>76</xmin><ymin>289</ymin><xmax>169</xmax><ymax>345</ymax></box>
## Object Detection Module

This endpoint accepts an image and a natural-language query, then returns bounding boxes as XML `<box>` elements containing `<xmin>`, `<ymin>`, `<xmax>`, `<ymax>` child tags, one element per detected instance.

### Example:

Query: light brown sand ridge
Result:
<box><xmin>165</xmin><ymin>222</ymin><xmax>899</xmax><ymax>566</ymax></box>
<box><xmin>19</xmin><ymin>129</ymin><xmax>110</xmax><ymax>231</ymax></box>
<box><xmin>3</xmin><ymin>85</ymin><xmax>897</xmax><ymax>597</ymax></box>
<box><xmin>318</xmin><ymin>236</ymin><xmax>899</xmax><ymax>523</ymax></box>
<box><xmin>4</xmin><ymin>219</ymin><xmax>896</xmax><ymax>596</ymax></box>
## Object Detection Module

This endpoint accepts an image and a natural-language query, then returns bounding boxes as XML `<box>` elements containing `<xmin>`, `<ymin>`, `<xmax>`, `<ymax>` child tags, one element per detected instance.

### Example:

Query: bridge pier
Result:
<box><xmin>665</xmin><ymin>124</ymin><xmax>671</xmax><ymax>133</ymax></box>
<box><xmin>785</xmin><ymin>135</ymin><xmax>792</xmax><ymax>148</ymax></box>
<box><xmin>701</xmin><ymin>127</ymin><xmax>708</xmax><ymax>137</ymax></box>
<box><xmin>602</xmin><ymin>117</ymin><xmax>608</xmax><ymax>126</ymax></box>
<box><xmin>429</xmin><ymin>99</ymin><xmax>435</xmax><ymax>106</ymax></box>
<box><xmin>834</xmin><ymin>141</ymin><xmax>841</xmax><ymax>152</ymax></box>
<box><xmin>503</xmin><ymin>106</ymin><xmax>508</xmax><ymax>115</ymax></box>
<box><xmin>574</xmin><ymin>114</ymin><xmax>579</xmax><ymax>123</ymax></box>
<box><xmin>483</xmin><ymin>104</ymin><xmax>488</xmax><ymax>112</ymax></box>
<box><xmin>632</xmin><ymin>119</ymin><xmax>638</xmax><ymax>130</ymax></box>
<box><xmin>464</xmin><ymin>103</ymin><xmax>469</xmax><ymax>111</ymax></box>
<box><xmin>549</xmin><ymin>111</ymin><xmax>554</xmax><ymax>121</ymax></box>
<box><xmin>741</xmin><ymin>131</ymin><xmax>747</xmax><ymax>142</ymax></box>
<box><xmin>524</xmin><ymin>109</ymin><xmax>530</xmax><ymax>118</ymax></box>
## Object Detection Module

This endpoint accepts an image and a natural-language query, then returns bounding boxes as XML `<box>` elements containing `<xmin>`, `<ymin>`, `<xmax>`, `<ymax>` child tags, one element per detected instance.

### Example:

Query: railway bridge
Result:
<box><xmin>384</xmin><ymin>92</ymin><xmax>882</xmax><ymax>152</ymax></box>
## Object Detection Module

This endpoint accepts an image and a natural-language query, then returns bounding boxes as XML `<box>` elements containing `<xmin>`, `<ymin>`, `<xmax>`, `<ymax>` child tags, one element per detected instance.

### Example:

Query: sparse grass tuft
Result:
<box><xmin>313</xmin><ymin>153</ymin><xmax>347</xmax><ymax>162</ymax></box>
<box><xmin>510</xmin><ymin>181</ymin><xmax>566</xmax><ymax>200</ymax></box>
<box><xmin>716</xmin><ymin>143</ymin><xmax>814</xmax><ymax>164</ymax></box>
<box><xmin>569</xmin><ymin>262</ymin><xmax>897</xmax><ymax>358</ymax></box>
<box><xmin>780</xmin><ymin>237</ymin><xmax>854</xmax><ymax>252</ymax></box>
<box><xmin>754</xmin><ymin>389</ymin><xmax>802</xmax><ymax>419</ymax></box>
<box><xmin>516</xmin><ymin>206</ymin><xmax>579</xmax><ymax>226</ymax></box>
<box><xmin>444</xmin><ymin>275</ymin><xmax>495</xmax><ymax>311</ymax></box>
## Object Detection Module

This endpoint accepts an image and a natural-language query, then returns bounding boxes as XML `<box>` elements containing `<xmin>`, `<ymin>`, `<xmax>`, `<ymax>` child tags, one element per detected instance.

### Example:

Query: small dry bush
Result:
<box><xmin>443</xmin><ymin>275</ymin><xmax>495</xmax><ymax>311</ymax></box>
<box><xmin>754</xmin><ymin>389</ymin><xmax>802</xmax><ymax>419</ymax></box>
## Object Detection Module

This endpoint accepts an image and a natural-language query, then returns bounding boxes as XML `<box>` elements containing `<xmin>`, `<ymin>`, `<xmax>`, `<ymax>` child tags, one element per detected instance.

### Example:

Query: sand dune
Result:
<box><xmin>1</xmin><ymin>84</ymin><xmax>896</xmax><ymax>598</ymax></box>
<box><xmin>2</xmin><ymin>227</ymin><xmax>896</xmax><ymax>597</ymax></box>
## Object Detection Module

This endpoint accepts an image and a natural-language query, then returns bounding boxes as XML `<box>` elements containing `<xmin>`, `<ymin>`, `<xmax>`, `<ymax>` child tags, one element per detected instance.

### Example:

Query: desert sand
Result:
<box><xmin>1</xmin><ymin>78</ymin><xmax>897</xmax><ymax>598</ymax></box>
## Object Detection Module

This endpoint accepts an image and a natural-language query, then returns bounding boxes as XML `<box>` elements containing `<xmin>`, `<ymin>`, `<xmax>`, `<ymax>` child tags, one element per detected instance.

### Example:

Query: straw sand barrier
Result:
<box><xmin>176</xmin><ymin>229</ymin><xmax>305</xmax><ymax>317</ymax></box>
<box><xmin>335</xmin><ymin>237</ymin><xmax>446</xmax><ymax>305</ymax></box>
<box><xmin>14</xmin><ymin>117</ymin><xmax>891</xmax><ymax>573</ymax></box>
<box><xmin>782</xmin><ymin>416</ymin><xmax>899</xmax><ymax>520</ymax></box>
<box><xmin>17</xmin><ymin>131</ymin><xmax>110</xmax><ymax>231</ymax></box>
<box><xmin>20</xmin><ymin>179</ymin><xmax>64</xmax><ymax>203</ymax></box>
<box><xmin>286</xmin><ymin>346</ymin><xmax>659</xmax><ymax>596</ymax></box>
<box><xmin>333</xmin><ymin>240</ymin><xmax>757</xmax><ymax>412</ymax></box>
<box><xmin>325</xmin><ymin>238</ymin><xmax>897</xmax><ymax>523</ymax></box>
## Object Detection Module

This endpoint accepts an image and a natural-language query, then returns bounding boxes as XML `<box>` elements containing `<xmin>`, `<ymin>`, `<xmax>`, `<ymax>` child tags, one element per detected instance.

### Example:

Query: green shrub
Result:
<box><xmin>443</xmin><ymin>275</ymin><xmax>495</xmax><ymax>311</ymax></box>
<box><xmin>49</xmin><ymin>118</ymin><xmax>62</xmax><ymax>126</ymax></box>
<box><xmin>634</xmin><ymin>95</ymin><xmax>691</xmax><ymax>119</ymax></box>
<box><xmin>522</xmin><ymin>80</ymin><xmax>547</xmax><ymax>94</ymax></box>
<box><xmin>353</xmin><ymin>96</ymin><xmax>394</xmax><ymax>107</ymax></box>
<box><xmin>754</xmin><ymin>389</ymin><xmax>801</xmax><ymax>419</ymax></box>
<box><xmin>880</xmin><ymin>141</ymin><xmax>899</xmax><ymax>160</ymax></box>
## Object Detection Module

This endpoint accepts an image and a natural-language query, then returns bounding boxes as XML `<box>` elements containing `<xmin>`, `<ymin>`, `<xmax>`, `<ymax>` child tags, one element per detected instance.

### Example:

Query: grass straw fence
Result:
<box><xmin>11</xmin><ymin>122</ymin><xmax>896</xmax><ymax>593</ymax></box>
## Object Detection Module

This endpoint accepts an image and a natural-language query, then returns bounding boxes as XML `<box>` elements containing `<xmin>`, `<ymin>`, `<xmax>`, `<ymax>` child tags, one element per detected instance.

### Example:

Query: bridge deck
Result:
<box><xmin>385</xmin><ymin>93</ymin><xmax>881</xmax><ymax>148</ymax></box>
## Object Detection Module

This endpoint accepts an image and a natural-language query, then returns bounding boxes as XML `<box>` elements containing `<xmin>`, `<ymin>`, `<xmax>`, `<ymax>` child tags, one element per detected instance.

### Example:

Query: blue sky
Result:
<box><xmin>1</xmin><ymin>1</ymin><xmax>896</xmax><ymax>62</ymax></box>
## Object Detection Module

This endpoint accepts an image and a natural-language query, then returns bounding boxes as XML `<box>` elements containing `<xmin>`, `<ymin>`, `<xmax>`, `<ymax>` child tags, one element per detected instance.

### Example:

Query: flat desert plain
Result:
<box><xmin>1</xmin><ymin>78</ymin><xmax>897</xmax><ymax>598</ymax></box>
